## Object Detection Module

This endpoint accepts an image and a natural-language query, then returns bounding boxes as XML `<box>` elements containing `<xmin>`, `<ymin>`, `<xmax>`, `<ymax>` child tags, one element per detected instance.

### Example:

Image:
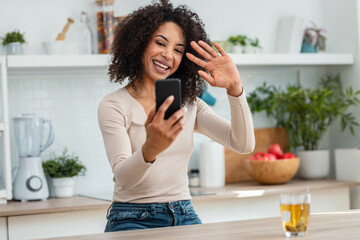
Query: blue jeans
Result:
<box><xmin>105</xmin><ymin>200</ymin><xmax>202</xmax><ymax>232</ymax></box>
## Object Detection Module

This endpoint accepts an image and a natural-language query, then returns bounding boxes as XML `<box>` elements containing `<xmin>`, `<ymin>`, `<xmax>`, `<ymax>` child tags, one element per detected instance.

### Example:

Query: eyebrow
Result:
<box><xmin>155</xmin><ymin>35</ymin><xmax>185</xmax><ymax>47</ymax></box>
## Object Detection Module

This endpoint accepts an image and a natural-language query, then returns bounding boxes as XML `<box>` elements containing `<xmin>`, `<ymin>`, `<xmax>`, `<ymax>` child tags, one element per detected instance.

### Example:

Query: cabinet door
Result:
<box><xmin>8</xmin><ymin>209</ymin><xmax>107</xmax><ymax>240</ymax></box>
<box><xmin>0</xmin><ymin>217</ymin><xmax>7</xmax><ymax>240</ymax></box>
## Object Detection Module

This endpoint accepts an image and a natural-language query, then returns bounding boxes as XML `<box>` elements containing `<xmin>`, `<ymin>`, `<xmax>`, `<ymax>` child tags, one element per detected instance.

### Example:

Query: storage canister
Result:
<box><xmin>95</xmin><ymin>0</ymin><xmax>115</xmax><ymax>54</ymax></box>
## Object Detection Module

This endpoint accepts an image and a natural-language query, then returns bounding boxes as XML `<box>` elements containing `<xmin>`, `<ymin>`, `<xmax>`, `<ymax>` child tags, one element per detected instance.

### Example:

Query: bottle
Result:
<box><xmin>188</xmin><ymin>169</ymin><xmax>200</xmax><ymax>187</ymax></box>
<box><xmin>95</xmin><ymin>0</ymin><xmax>115</xmax><ymax>54</ymax></box>
<box><xmin>79</xmin><ymin>11</ymin><xmax>93</xmax><ymax>54</ymax></box>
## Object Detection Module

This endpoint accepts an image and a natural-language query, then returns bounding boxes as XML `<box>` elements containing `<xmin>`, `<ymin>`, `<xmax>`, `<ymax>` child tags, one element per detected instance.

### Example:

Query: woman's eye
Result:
<box><xmin>156</xmin><ymin>41</ymin><xmax>165</xmax><ymax>47</ymax></box>
<box><xmin>175</xmin><ymin>49</ymin><xmax>183</xmax><ymax>54</ymax></box>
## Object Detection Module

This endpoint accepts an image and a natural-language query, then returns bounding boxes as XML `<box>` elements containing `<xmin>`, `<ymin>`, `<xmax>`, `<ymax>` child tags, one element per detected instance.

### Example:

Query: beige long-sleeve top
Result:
<box><xmin>98</xmin><ymin>87</ymin><xmax>255</xmax><ymax>203</ymax></box>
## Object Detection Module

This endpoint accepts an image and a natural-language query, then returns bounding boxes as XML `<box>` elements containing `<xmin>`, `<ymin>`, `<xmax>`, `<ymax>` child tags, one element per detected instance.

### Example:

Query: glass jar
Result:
<box><xmin>188</xmin><ymin>169</ymin><xmax>200</xmax><ymax>187</ymax></box>
<box><xmin>95</xmin><ymin>0</ymin><xmax>115</xmax><ymax>54</ymax></box>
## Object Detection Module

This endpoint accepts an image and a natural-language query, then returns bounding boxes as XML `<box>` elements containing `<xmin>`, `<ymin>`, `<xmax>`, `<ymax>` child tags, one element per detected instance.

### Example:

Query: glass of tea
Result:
<box><xmin>280</xmin><ymin>191</ymin><xmax>311</xmax><ymax>237</ymax></box>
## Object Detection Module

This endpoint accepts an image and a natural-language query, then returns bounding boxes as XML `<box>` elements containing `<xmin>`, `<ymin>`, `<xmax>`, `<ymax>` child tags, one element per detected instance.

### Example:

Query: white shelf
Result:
<box><xmin>7</xmin><ymin>54</ymin><xmax>111</xmax><ymax>68</ymax></box>
<box><xmin>6</xmin><ymin>53</ymin><xmax>354</xmax><ymax>69</ymax></box>
<box><xmin>228</xmin><ymin>53</ymin><xmax>354</xmax><ymax>66</ymax></box>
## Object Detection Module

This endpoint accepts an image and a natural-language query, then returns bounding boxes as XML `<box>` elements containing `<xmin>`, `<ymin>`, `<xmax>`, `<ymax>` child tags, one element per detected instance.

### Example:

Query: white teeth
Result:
<box><xmin>154</xmin><ymin>60</ymin><xmax>169</xmax><ymax>70</ymax></box>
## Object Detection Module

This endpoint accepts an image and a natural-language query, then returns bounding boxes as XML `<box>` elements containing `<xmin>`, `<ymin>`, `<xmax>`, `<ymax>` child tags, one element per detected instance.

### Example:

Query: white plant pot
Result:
<box><xmin>231</xmin><ymin>45</ymin><xmax>244</xmax><ymax>54</ymax></box>
<box><xmin>297</xmin><ymin>149</ymin><xmax>330</xmax><ymax>179</ymax></box>
<box><xmin>6</xmin><ymin>42</ymin><xmax>23</xmax><ymax>55</ymax></box>
<box><xmin>52</xmin><ymin>177</ymin><xmax>75</xmax><ymax>198</ymax></box>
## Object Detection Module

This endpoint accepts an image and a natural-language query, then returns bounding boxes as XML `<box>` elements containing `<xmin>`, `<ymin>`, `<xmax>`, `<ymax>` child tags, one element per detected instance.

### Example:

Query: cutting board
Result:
<box><xmin>225</xmin><ymin>127</ymin><xmax>289</xmax><ymax>183</ymax></box>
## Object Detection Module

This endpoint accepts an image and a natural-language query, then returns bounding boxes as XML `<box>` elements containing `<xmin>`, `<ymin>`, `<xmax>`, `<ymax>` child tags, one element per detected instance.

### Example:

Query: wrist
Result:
<box><xmin>227</xmin><ymin>83</ymin><xmax>243</xmax><ymax>97</ymax></box>
<box><xmin>142</xmin><ymin>144</ymin><xmax>157</xmax><ymax>163</ymax></box>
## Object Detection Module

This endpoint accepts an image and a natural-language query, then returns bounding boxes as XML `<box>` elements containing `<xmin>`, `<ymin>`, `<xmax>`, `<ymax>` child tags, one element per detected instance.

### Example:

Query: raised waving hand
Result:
<box><xmin>186</xmin><ymin>41</ymin><xmax>243</xmax><ymax>97</ymax></box>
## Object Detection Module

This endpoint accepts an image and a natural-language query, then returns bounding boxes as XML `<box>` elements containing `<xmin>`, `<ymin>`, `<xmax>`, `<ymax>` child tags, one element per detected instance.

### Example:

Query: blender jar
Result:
<box><xmin>95</xmin><ymin>0</ymin><xmax>115</xmax><ymax>54</ymax></box>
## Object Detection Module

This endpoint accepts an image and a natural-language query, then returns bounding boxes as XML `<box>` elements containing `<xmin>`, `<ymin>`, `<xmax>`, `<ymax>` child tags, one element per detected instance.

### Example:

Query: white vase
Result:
<box><xmin>6</xmin><ymin>42</ymin><xmax>23</xmax><ymax>55</ymax></box>
<box><xmin>297</xmin><ymin>149</ymin><xmax>330</xmax><ymax>179</ymax></box>
<box><xmin>52</xmin><ymin>177</ymin><xmax>75</xmax><ymax>198</ymax></box>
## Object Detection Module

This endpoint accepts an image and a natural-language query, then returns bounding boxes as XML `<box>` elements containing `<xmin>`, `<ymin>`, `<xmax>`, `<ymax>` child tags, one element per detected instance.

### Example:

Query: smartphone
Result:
<box><xmin>155</xmin><ymin>78</ymin><xmax>182</xmax><ymax>120</ymax></box>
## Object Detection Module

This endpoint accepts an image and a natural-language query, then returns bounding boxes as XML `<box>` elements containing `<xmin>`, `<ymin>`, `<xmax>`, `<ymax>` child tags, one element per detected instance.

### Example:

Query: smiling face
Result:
<box><xmin>141</xmin><ymin>22</ymin><xmax>185</xmax><ymax>83</ymax></box>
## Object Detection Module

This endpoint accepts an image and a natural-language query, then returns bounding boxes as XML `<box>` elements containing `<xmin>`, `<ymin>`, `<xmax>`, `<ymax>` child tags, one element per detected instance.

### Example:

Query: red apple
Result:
<box><xmin>281</xmin><ymin>152</ymin><xmax>296</xmax><ymax>159</ymax></box>
<box><xmin>268</xmin><ymin>144</ymin><xmax>283</xmax><ymax>158</ymax></box>
<box><xmin>267</xmin><ymin>153</ymin><xmax>277</xmax><ymax>161</ymax></box>
<box><xmin>254</xmin><ymin>152</ymin><xmax>266</xmax><ymax>158</ymax></box>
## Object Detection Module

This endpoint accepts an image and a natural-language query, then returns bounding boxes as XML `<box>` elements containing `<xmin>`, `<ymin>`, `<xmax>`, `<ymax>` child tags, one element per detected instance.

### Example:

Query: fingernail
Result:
<box><xmin>184</xmin><ymin>107</ymin><xmax>188</xmax><ymax>113</ymax></box>
<box><xmin>168</xmin><ymin>95</ymin><xmax>174</xmax><ymax>100</ymax></box>
<box><xmin>180</xmin><ymin>119</ymin><xmax>185</xmax><ymax>125</ymax></box>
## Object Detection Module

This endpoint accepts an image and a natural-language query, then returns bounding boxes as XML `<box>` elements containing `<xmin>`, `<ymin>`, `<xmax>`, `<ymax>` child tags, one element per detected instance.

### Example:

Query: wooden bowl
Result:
<box><xmin>246</xmin><ymin>158</ymin><xmax>300</xmax><ymax>184</ymax></box>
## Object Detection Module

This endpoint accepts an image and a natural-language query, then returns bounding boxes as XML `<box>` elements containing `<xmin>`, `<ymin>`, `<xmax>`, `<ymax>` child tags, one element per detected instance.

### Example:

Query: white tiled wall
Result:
<box><xmin>4</xmin><ymin>66</ymin><xmax>327</xmax><ymax>195</ymax></box>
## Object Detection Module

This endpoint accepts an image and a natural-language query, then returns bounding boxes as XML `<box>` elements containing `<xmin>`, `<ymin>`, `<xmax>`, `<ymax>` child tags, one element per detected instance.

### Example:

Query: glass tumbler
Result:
<box><xmin>280</xmin><ymin>191</ymin><xmax>311</xmax><ymax>237</ymax></box>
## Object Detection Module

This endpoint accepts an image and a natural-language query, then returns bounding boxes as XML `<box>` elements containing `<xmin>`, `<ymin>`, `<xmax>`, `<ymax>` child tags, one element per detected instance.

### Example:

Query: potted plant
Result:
<box><xmin>247</xmin><ymin>74</ymin><xmax>360</xmax><ymax>179</ymax></box>
<box><xmin>248</xmin><ymin>37</ymin><xmax>262</xmax><ymax>54</ymax></box>
<box><xmin>43</xmin><ymin>148</ymin><xmax>86</xmax><ymax>198</ymax></box>
<box><xmin>301</xmin><ymin>22</ymin><xmax>326</xmax><ymax>53</ymax></box>
<box><xmin>1</xmin><ymin>30</ymin><xmax>26</xmax><ymax>55</ymax></box>
<box><xmin>227</xmin><ymin>35</ymin><xmax>248</xmax><ymax>53</ymax></box>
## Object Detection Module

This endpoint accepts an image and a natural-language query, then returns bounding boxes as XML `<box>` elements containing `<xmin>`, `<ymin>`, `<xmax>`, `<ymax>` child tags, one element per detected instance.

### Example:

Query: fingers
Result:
<box><xmin>198</xmin><ymin>70</ymin><xmax>215</xmax><ymax>86</ymax></box>
<box><xmin>165</xmin><ymin>107</ymin><xmax>186</xmax><ymax>128</ymax></box>
<box><xmin>213</xmin><ymin>42</ymin><xmax>227</xmax><ymax>56</ymax></box>
<box><xmin>169</xmin><ymin>117</ymin><xmax>185</xmax><ymax>137</ymax></box>
<box><xmin>145</xmin><ymin>107</ymin><xmax>156</xmax><ymax>127</ymax></box>
<box><xmin>190</xmin><ymin>41</ymin><xmax>213</xmax><ymax>61</ymax></box>
<box><xmin>198</xmin><ymin>40</ymin><xmax>219</xmax><ymax>58</ymax></box>
<box><xmin>186</xmin><ymin>52</ymin><xmax>207</xmax><ymax>68</ymax></box>
<box><xmin>154</xmin><ymin>95</ymin><xmax>174</xmax><ymax>121</ymax></box>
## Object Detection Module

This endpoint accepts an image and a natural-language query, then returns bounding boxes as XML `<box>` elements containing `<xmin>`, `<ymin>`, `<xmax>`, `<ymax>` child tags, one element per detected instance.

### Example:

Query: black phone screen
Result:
<box><xmin>155</xmin><ymin>78</ymin><xmax>182</xmax><ymax>120</ymax></box>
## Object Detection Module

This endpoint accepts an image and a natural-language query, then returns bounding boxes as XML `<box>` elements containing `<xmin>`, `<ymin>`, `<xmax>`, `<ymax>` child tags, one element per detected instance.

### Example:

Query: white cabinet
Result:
<box><xmin>0</xmin><ymin>217</ymin><xmax>7</xmax><ymax>240</ymax></box>
<box><xmin>8</xmin><ymin>209</ymin><xmax>107</xmax><ymax>240</ymax></box>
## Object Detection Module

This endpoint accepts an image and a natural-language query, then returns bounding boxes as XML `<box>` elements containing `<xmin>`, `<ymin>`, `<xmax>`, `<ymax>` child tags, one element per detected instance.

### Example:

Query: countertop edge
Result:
<box><xmin>190</xmin><ymin>180</ymin><xmax>360</xmax><ymax>201</ymax></box>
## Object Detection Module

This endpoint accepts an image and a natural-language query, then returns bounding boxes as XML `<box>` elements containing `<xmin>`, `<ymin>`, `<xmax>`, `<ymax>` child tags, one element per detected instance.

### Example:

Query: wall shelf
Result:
<box><xmin>228</xmin><ymin>53</ymin><xmax>354</xmax><ymax>66</ymax></box>
<box><xmin>6</xmin><ymin>53</ymin><xmax>354</xmax><ymax>69</ymax></box>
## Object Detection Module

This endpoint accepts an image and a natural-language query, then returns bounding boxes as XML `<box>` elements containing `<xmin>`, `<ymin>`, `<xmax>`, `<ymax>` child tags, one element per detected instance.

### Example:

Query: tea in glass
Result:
<box><xmin>280</xmin><ymin>192</ymin><xmax>310</xmax><ymax>237</ymax></box>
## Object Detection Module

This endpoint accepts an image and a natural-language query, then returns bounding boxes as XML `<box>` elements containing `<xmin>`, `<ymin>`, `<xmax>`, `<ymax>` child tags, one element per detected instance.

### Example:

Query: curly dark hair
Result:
<box><xmin>108</xmin><ymin>0</ymin><xmax>211</xmax><ymax>104</ymax></box>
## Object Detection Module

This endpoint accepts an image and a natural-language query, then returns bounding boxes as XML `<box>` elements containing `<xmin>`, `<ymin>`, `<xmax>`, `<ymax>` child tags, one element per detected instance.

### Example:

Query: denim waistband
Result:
<box><xmin>106</xmin><ymin>200</ymin><xmax>192</xmax><ymax>218</ymax></box>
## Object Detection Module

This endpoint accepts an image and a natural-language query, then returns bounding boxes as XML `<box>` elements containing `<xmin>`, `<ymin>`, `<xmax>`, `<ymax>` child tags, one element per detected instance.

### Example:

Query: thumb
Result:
<box><xmin>145</xmin><ymin>107</ymin><xmax>156</xmax><ymax>127</ymax></box>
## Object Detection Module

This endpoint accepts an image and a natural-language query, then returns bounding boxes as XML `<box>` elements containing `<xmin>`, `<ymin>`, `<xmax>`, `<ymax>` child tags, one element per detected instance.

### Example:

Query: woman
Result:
<box><xmin>98</xmin><ymin>0</ymin><xmax>255</xmax><ymax>232</ymax></box>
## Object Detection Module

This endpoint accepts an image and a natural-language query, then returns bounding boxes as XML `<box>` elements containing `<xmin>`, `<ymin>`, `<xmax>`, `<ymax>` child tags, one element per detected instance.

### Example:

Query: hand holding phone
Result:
<box><xmin>155</xmin><ymin>78</ymin><xmax>182</xmax><ymax>120</ymax></box>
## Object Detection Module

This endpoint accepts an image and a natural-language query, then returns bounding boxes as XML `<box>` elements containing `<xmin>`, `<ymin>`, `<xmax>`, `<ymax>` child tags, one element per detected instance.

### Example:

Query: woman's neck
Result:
<box><xmin>126</xmin><ymin>77</ymin><xmax>156</xmax><ymax>100</ymax></box>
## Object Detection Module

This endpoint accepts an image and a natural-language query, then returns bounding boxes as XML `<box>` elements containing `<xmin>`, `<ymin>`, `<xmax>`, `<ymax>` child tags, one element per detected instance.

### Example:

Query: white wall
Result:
<box><xmin>1</xmin><ymin>0</ymin><xmax>357</xmax><ymax>195</ymax></box>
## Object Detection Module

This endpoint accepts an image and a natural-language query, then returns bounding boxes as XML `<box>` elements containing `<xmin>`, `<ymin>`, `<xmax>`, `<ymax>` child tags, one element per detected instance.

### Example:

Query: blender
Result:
<box><xmin>13</xmin><ymin>114</ymin><xmax>54</xmax><ymax>202</ymax></box>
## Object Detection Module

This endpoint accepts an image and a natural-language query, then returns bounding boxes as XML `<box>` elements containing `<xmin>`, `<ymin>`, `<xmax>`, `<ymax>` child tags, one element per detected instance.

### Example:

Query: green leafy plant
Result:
<box><xmin>227</xmin><ymin>35</ymin><xmax>248</xmax><ymax>46</ymax></box>
<box><xmin>247</xmin><ymin>74</ymin><xmax>360</xmax><ymax>151</ymax></box>
<box><xmin>1</xmin><ymin>30</ymin><xmax>26</xmax><ymax>46</ymax></box>
<box><xmin>249</xmin><ymin>37</ymin><xmax>262</xmax><ymax>49</ymax></box>
<box><xmin>43</xmin><ymin>148</ymin><xmax>87</xmax><ymax>178</ymax></box>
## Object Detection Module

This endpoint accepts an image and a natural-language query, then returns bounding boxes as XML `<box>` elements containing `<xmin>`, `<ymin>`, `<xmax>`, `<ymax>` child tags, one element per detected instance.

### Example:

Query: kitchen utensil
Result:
<box><xmin>56</xmin><ymin>18</ymin><xmax>74</xmax><ymax>41</ymax></box>
<box><xmin>42</xmin><ymin>41</ymin><xmax>64</xmax><ymax>55</ymax></box>
<box><xmin>12</xmin><ymin>113</ymin><xmax>54</xmax><ymax>202</ymax></box>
